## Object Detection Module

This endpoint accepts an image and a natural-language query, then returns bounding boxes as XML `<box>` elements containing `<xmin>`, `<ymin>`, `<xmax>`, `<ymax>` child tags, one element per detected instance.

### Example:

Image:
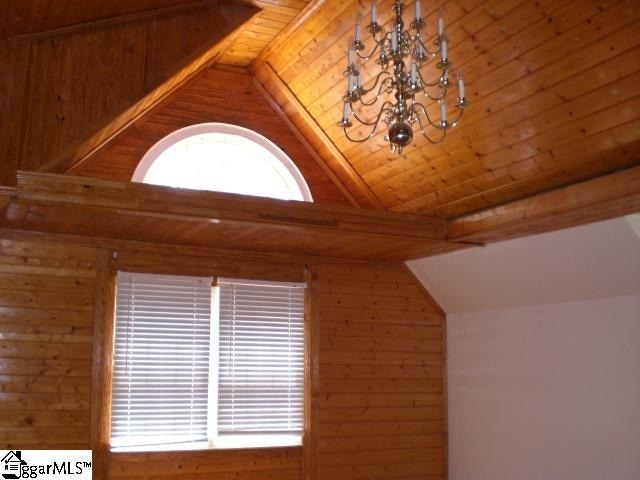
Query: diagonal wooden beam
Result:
<box><xmin>251</xmin><ymin>61</ymin><xmax>385</xmax><ymax>210</ymax></box>
<box><xmin>447</xmin><ymin>165</ymin><xmax>640</xmax><ymax>244</ymax></box>
<box><xmin>249</xmin><ymin>0</ymin><xmax>327</xmax><ymax>72</ymax></box>
<box><xmin>38</xmin><ymin>3</ymin><xmax>259</xmax><ymax>175</ymax></box>
<box><xmin>251</xmin><ymin>73</ymin><xmax>360</xmax><ymax>208</ymax></box>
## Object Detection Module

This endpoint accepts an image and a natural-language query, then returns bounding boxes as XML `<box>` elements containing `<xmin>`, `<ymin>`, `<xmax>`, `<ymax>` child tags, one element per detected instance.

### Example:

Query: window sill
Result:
<box><xmin>111</xmin><ymin>434</ymin><xmax>302</xmax><ymax>453</ymax></box>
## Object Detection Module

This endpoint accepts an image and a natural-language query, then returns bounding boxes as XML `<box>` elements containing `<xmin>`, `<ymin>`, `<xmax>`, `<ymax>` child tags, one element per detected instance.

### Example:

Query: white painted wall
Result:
<box><xmin>448</xmin><ymin>296</ymin><xmax>640</xmax><ymax>480</ymax></box>
<box><xmin>408</xmin><ymin>216</ymin><xmax>640</xmax><ymax>480</ymax></box>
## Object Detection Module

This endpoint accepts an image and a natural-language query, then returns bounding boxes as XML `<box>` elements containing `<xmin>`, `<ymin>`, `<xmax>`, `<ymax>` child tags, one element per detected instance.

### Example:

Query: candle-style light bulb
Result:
<box><xmin>355</xmin><ymin>13</ymin><xmax>362</xmax><ymax>41</ymax></box>
<box><xmin>342</xmin><ymin>101</ymin><xmax>349</xmax><ymax>120</ymax></box>
<box><xmin>371</xmin><ymin>1</ymin><xmax>377</xmax><ymax>23</ymax></box>
<box><xmin>441</xmin><ymin>38</ymin><xmax>448</xmax><ymax>60</ymax></box>
<box><xmin>440</xmin><ymin>101</ymin><xmax>447</xmax><ymax>123</ymax></box>
<box><xmin>348</xmin><ymin>47</ymin><xmax>354</xmax><ymax>67</ymax></box>
<box><xmin>458</xmin><ymin>73</ymin><xmax>465</xmax><ymax>98</ymax></box>
<box><xmin>415</xmin><ymin>0</ymin><xmax>421</xmax><ymax>19</ymax></box>
<box><xmin>348</xmin><ymin>73</ymin><xmax>355</xmax><ymax>92</ymax></box>
<box><xmin>438</xmin><ymin>16</ymin><xmax>445</xmax><ymax>37</ymax></box>
<box><xmin>391</xmin><ymin>30</ymin><xmax>398</xmax><ymax>51</ymax></box>
<box><xmin>410</xmin><ymin>62</ymin><xmax>417</xmax><ymax>83</ymax></box>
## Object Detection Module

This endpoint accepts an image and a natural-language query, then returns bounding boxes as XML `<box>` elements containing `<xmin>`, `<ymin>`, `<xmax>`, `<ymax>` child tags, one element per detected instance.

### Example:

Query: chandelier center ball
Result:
<box><xmin>388</xmin><ymin>122</ymin><xmax>413</xmax><ymax>147</ymax></box>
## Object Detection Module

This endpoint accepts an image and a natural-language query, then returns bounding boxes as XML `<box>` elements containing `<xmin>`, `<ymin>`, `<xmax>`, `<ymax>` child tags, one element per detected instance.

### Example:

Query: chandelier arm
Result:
<box><xmin>422</xmin><ymin>87</ymin><xmax>446</xmax><ymax>102</ymax></box>
<box><xmin>359</xmin><ymin>75</ymin><xmax>393</xmax><ymax>106</ymax></box>
<box><xmin>344</xmin><ymin>103</ymin><xmax>394</xmax><ymax>142</ymax></box>
<box><xmin>416</xmin><ymin>68</ymin><xmax>445</xmax><ymax>89</ymax></box>
<box><xmin>413</xmin><ymin>102</ymin><xmax>445</xmax><ymax>129</ymax></box>
<box><xmin>350</xmin><ymin>100</ymin><xmax>394</xmax><ymax>127</ymax></box>
<box><xmin>415</xmin><ymin>112</ymin><xmax>447</xmax><ymax>144</ymax></box>
<box><xmin>413</xmin><ymin>35</ymin><xmax>440</xmax><ymax>58</ymax></box>
<box><xmin>446</xmin><ymin>104</ymin><xmax>466</xmax><ymax>128</ymax></box>
<box><xmin>355</xmin><ymin>35</ymin><xmax>385</xmax><ymax>61</ymax></box>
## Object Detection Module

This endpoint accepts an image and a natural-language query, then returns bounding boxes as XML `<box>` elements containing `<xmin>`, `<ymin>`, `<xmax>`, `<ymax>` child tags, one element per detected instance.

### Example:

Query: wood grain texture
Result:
<box><xmin>447</xmin><ymin>163</ymin><xmax>640</xmax><ymax>243</ymax></box>
<box><xmin>0</xmin><ymin>0</ymin><xmax>311</xmax><ymax>68</ymax></box>
<box><xmin>0</xmin><ymin>228</ymin><xmax>446</xmax><ymax>478</ymax></box>
<box><xmin>72</xmin><ymin>65</ymin><xmax>351</xmax><ymax>206</ymax></box>
<box><xmin>0</xmin><ymin>37</ymin><xmax>30</xmax><ymax>186</ymax></box>
<box><xmin>313</xmin><ymin>262</ymin><xmax>446</xmax><ymax>480</ymax></box>
<box><xmin>264</xmin><ymin>0</ymin><xmax>640</xmax><ymax>218</ymax></box>
<box><xmin>0</xmin><ymin>238</ymin><xmax>97</xmax><ymax>449</ymax></box>
<box><xmin>252</xmin><ymin>61</ymin><xmax>384</xmax><ymax>209</ymax></box>
<box><xmin>7</xmin><ymin>2</ymin><xmax>253</xmax><ymax>177</ymax></box>
<box><xmin>91</xmin><ymin>249</ymin><xmax>116</xmax><ymax>479</ymax></box>
<box><xmin>43</xmin><ymin>6</ymin><xmax>259</xmax><ymax>175</ymax></box>
<box><xmin>2</xmin><ymin>173</ymin><xmax>449</xmax><ymax>262</ymax></box>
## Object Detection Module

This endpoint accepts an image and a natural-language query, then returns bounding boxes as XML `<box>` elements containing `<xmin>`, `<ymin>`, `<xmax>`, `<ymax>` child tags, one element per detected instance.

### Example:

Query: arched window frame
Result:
<box><xmin>132</xmin><ymin>123</ymin><xmax>313</xmax><ymax>202</ymax></box>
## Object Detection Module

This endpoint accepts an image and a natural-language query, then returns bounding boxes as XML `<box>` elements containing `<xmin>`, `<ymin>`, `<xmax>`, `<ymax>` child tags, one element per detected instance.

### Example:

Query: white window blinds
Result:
<box><xmin>217</xmin><ymin>278</ymin><xmax>304</xmax><ymax>437</ymax></box>
<box><xmin>112</xmin><ymin>272</ymin><xmax>213</xmax><ymax>448</ymax></box>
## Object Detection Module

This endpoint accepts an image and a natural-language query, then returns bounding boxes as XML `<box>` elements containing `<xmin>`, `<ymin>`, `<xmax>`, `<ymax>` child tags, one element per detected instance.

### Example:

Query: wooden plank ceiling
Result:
<box><xmin>1</xmin><ymin>0</ymin><xmax>639</xmax><ymax>244</ymax></box>
<box><xmin>0</xmin><ymin>0</ymin><xmax>308</xmax><ymax>66</ymax></box>
<box><xmin>262</xmin><ymin>0</ymin><xmax>640</xmax><ymax>219</ymax></box>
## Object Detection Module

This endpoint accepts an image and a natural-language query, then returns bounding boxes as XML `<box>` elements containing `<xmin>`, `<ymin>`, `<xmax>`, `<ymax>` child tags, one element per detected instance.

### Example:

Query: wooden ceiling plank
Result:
<box><xmin>328</xmin><ymin>0</ymin><xmax>634</xmax><ymax>167</ymax></box>
<box><xmin>299</xmin><ymin>0</ymin><xmax>556</xmax><ymax>120</ymax></box>
<box><xmin>290</xmin><ymin>0</ymin><xmax>495</xmax><ymax>112</ymax></box>
<box><xmin>375</xmin><ymin>74</ymin><xmax>640</xmax><ymax>209</ymax></box>
<box><xmin>35</xmin><ymin>3</ymin><xmax>259</xmax><ymax>176</ymax></box>
<box><xmin>447</xmin><ymin>164</ymin><xmax>640</xmax><ymax>243</ymax></box>
<box><xmin>382</xmin><ymin>92</ymin><xmax>640</xmax><ymax>212</ymax></box>
<box><xmin>249</xmin><ymin>0</ymin><xmax>328</xmax><ymax>72</ymax></box>
<box><xmin>365</xmin><ymin>45</ymin><xmax>640</xmax><ymax>198</ymax></box>
<box><xmin>252</xmin><ymin>62</ymin><xmax>385</xmax><ymax>210</ymax></box>
<box><xmin>441</xmin><ymin>138</ymin><xmax>640</xmax><ymax>218</ymax></box>
<box><xmin>337</xmin><ymin>15</ymin><xmax>640</xmax><ymax>210</ymax></box>
<box><xmin>0</xmin><ymin>0</ymin><xmax>215</xmax><ymax>40</ymax></box>
<box><xmin>427</xmin><ymin>135</ymin><xmax>640</xmax><ymax>217</ymax></box>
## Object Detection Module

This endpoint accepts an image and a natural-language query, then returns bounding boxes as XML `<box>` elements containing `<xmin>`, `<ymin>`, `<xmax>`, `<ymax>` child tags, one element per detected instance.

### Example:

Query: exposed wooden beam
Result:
<box><xmin>249</xmin><ymin>0</ymin><xmax>326</xmax><ymax>72</ymax></box>
<box><xmin>37</xmin><ymin>3</ymin><xmax>259</xmax><ymax>175</ymax></box>
<box><xmin>251</xmin><ymin>61</ymin><xmax>385</xmax><ymax>210</ymax></box>
<box><xmin>251</xmin><ymin>74</ymin><xmax>360</xmax><ymax>208</ymax></box>
<box><xmin>2</xmin><ymin>172</ymin><xmax>449</xmax><ymax>261</ymax></box>
<box><xmin>447</xmin><ymin>165</ymin><xmax>640</xmax><ymax>244</ymax></box>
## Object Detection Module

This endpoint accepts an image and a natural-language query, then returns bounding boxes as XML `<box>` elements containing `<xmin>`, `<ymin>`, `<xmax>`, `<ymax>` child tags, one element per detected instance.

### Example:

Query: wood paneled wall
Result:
<box><xmin>0</xmin><ymin>238</ymin><xmax>97</xmax><ymax>449</ymax></box>
<box><xmin>312</xmin><ymin>263</ymin><xmax>446</xmax><ymax>480</ymax></box>
<box><xmin>0</xmin><ymin>234</ymin><xmax>446</xmax><ymax>480</ymax></box>
<box><xmin>73</xmin><ymin>66</ymin><xmax>352</xmax><ymax>206</ymax></box>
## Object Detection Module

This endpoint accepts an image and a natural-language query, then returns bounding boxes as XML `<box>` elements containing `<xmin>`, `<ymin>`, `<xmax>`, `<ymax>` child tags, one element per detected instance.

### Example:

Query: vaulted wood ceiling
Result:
<box><xmin>1</xmin><ymin>0</ymin><xmax>639</xmax><ymax>247</ymax></box>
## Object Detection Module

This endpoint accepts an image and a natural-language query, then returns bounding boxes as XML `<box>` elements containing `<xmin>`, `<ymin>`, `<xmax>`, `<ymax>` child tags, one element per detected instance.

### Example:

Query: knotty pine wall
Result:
<box><xmin>0</xmin><ymin>234</ymin><xmax>446</xmax><ymax>480</ymax></box>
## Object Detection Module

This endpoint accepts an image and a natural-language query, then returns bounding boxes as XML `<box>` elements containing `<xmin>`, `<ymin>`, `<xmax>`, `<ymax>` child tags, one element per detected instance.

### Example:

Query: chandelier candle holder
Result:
<box><xmin>337</xmin><ymin>0</ymin><xmax>468</xmax><ymax>154</ymax></box>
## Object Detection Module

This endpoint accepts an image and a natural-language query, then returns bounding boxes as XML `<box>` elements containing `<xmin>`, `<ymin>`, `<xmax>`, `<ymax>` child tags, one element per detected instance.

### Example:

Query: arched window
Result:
<box><xmin>132</xmin><ymin>123</ymin><xmax>313</xmax><ymax>202</ymax></box>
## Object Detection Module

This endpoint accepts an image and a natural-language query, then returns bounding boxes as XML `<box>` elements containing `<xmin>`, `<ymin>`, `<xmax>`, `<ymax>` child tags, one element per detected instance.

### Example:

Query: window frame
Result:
<box><xmin>108</xmin><ymin>270</ymin><xmax>306</xmax><ymax>453</ymax></box>
<box><xmin>131</xmin><ymin>122</ymin><xmax>314</xmax><ymax>202</ymax></box>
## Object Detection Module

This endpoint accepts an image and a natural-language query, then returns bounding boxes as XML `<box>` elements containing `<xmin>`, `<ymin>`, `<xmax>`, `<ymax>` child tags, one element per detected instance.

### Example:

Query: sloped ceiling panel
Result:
<box><xmin>9</xmin><ymin>2</ymin><xmax>254</xmax><ymax>175</ymax></box>
<box><xmin>264</xmin><ymin>0</ymin><xmax>640</xmax><ymax>218</ymax></box>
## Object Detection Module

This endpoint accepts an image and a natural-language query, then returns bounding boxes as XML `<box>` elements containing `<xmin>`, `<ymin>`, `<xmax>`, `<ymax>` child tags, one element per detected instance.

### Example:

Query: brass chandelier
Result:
<box><xmin>337</xmin><ymin>0</ymin><xmax>467</xmax><ymax>154</ymax></box>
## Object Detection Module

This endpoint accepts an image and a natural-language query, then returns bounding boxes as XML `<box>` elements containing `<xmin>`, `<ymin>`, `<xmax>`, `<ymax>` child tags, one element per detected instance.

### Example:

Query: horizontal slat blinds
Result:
<box><xmin>112</xmin><ymin>272</ymin><xmax>213</xmax><ymax>448</ymax></box>
<box><xmin>217</xmin><ymin>278</ymin><xmax>304</xmax><ymax>436</ymax></box>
